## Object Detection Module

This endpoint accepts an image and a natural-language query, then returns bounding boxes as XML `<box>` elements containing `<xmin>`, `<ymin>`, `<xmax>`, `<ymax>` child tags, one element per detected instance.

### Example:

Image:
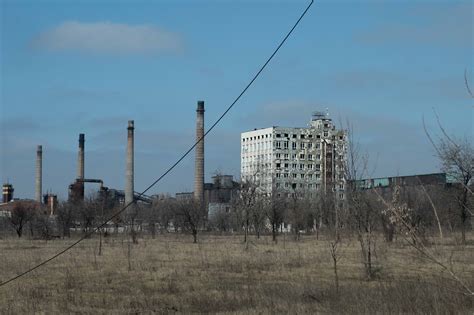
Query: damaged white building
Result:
<box><xmin>240</xmin><ymin>112</ymin><xmax>346</xmax><ymax>201</ymax></box>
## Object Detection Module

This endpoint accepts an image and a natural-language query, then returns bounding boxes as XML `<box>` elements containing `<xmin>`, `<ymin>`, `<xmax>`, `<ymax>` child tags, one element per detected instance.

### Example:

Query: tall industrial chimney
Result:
<box><xmin>125</xmin><ymin>120</ymin><xmax>134</xmax><ymax>206</ymax></box>
<box><xmin>35</xmin><ymin>145</ymin><xmax>42</xmax><ymax>203</ymax></box>
<box><xmin>194</xmin><ymin>101</ymin><xmax>205</xmax><ymax>203</ymax></box>
<box><xmin>77</xmin><ymin>133</ymin><xmax>85</xmax><ymax>180</ymax></box>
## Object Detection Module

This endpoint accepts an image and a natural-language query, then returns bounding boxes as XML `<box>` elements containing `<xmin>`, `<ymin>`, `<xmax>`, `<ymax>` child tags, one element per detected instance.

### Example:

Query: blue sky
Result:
<box><xmin>1</xmin><ymin>0</ymin><xmax>472</xmax><ymax>199</ymax></box>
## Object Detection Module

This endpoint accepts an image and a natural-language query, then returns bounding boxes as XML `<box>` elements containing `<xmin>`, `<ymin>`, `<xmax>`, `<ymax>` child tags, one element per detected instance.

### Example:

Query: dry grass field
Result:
<box><xmin>0</xmin><ymin>232</ymin><xmax>473</xmax><ymax>314</ymax></box>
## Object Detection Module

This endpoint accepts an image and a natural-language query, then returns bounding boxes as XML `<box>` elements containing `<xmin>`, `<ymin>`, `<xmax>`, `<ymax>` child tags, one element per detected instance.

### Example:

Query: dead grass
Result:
<box><xmin>0</xmin><ymin>232</ymin><xmax>473</xmax><ymax>314</ymax></box>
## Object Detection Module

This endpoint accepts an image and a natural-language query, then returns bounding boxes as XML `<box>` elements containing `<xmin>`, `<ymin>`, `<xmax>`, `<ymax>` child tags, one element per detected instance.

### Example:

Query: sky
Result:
<box><xmin>1</xmin><ymin>0</ymin><xmax>472</xmax><ymax>200</ymax></box>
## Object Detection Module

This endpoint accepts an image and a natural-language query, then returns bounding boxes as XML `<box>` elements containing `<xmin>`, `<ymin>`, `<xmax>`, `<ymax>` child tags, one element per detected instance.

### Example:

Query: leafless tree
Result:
<box><xmin>56</xmin><ymin>202</ymin><xmax>75</xmax><ymax>238</ymax></box>
<box><xmin>379</xmin><ymin>185</ymin><xmax>473</xmax><ymax>296</ymax></box>
<box><xmin>264</xmin><ymin>193</ymin><xmax>286</xmax><ymax>243</ymax></box>
<box><xmin>424</xmin><ymin>114</ymin><xmax>473</xmax><ymax>244</ymax></box>
<box><xmin>329</xmin><ymin>238</ymin><xmax>342</xmax><ymax>293</ymax></box>
<box><xmin>343</xmin><ymin>121</ymin><xmax>379</xmax><ymax>279</ymax></box>
<box><xmin>174</xmin><ymin>198</ymin><xmax>206</xmax><ymax>243</ymax></box>
<box><xmin>234</xmin><ymin>177</ymin><xmax>259</xmax><ymax>246</ymax></box>
<box><xmin>9</xmin><ymin>201</ymin><xmax>38</xmax><ymax>238</ymax></box>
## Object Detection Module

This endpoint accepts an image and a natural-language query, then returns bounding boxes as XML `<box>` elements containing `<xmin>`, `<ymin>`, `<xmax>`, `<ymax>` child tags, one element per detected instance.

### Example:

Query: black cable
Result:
<box><xmin>0</xmin><ymin>0</ymin><xmax>314</xmax><ymax>288</ymax></box>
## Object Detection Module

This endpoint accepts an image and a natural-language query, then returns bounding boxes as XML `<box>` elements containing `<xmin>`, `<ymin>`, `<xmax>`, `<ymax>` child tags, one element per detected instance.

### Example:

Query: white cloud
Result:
<box><xmin>31</xmin><ymin>21</ymin><xmax>183</xmax><ymax>55</ymax></box>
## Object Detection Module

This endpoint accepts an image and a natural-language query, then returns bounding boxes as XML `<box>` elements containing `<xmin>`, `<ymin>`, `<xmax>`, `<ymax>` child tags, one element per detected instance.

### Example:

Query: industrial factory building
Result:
<box><xmin>241</xmin><ymin>112</ymin><xmax>346</xmax><ymax>200</ymax></box>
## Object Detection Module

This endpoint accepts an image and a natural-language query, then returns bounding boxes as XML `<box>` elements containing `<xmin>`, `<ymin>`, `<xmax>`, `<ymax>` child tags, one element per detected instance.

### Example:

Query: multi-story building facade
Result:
<box><xmin>240</xmin><ymin>112</ymin><xmax>346</xmax><ymax>201</ymax></box>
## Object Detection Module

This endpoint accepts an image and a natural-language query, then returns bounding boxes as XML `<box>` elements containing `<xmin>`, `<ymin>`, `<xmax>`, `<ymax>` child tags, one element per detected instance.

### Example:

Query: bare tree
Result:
<box><xmin>234</xmin><ymin>177</ymin><xmax>259</xmax><ymax>246</ymax></box>
<box><xmin>343</xmin><ymin>121</ymin><xmax>379</xmax><ymax>279</ymax></box>
<box><xmin>379</xmin><ymin>185</ymin><xmax>473</xmax><ymax>296</ymax></box>
<box><xmin>424</xmin><ymin>115</ymin><xmax>473</xmax><ymax>244</ymax></box>
<box><xmin>9</xmin><ymin>201</ymin><xmax>38</xmax><ymax>238</ymax></box>
<box><xmin>174</xmin><ymin>198</ymin><xmax>206</xmax><ymax>243</ymax></box>
<box><xmin>264</xmin><ymin>193</ymin><xmax>286</xmax><ymax>243</ymax></box>
<box><xmin>56</xmin><ymin>202</ymin><xmax>75</xmax><ymax>238</ymax></box>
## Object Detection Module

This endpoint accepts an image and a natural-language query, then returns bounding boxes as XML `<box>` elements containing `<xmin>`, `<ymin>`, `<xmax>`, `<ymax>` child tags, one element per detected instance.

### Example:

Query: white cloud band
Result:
<box><xmin>31</xmin><ymin>21</ymin><xmax>183</xmax><ymax>55</ymax></box>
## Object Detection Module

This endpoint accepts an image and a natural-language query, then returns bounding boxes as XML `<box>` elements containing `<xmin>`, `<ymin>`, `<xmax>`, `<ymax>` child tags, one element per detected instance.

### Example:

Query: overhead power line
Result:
<box><xmin>0</xmin><ymin>0</ymin><xmax>314</xmax><ymax>288</ymax></box>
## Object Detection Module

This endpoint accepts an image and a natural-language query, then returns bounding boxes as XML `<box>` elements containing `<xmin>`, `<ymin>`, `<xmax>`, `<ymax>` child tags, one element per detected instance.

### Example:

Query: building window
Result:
<box><xmin>276</xmin><ymin>173</ymin><xmax>281</xmax><ymax>178</ymax></box>
<box><xmin>276</xmin><ymin>163</ymin><xmax>281</xmax><ymax>169</ymax></box>
<box><xmin>284</xmin><ymin>133</ymin><xmax>289</xmax><ymax>138</ymax></box>
<box><xmin>315</xmin><ymin>164</ymin><xmax>321</xmax><ymax>170</ymax></box>
<box><xmin>292</xmin><ymin>142</ymin><xmax>297</xmax><ymax>150</ymax></box>
<box><xmin>284</xmin><ymin>141</ymin><xmax>289</xmax><ymax>149</ymax></box>
<box><xmin>308</xmin><ymin>143</ymin><xmax>313</xmax><ymax>149</ymax></box>
<box><xmin>300</xmin><ymin>142</ymin><xmax>305</xmax><ymax>149</ymax></box>
<box><xmin>316</xmin><ymin>154</ymin><xmax>321</xmax><ymax>160</ymax></box>
<box><xmin>316</xmin><ymin>144</ymin><xmax>321</xmax><ymax>149</ymax></box>
<box><xmin>324</xmin><ymin>132</ymin><xmax>328</xmax><ymax>137</ymax></box>
<box><xmin>316</xmin><ymin>134</ymin><xmax>321</xmax><ymax>139</ymax></box>
<box><xmin>284</xmin><ymin>163</ymin><xmax>289</xmax><ymax>168</ymax></box>
<box><xmin>301</xmin><ymin>134</ymin><xmax>305</xmax><ymax>139</ymax></box>
<box><xmin>284</xmin><ymin>154</ymin><xmax>289</xmax><ymax>159</ymax></box>
<box><xmin>284</xmin><ymin>173</ymin><xmax>289</xmax><ymax>178</ymax></box>
<box><xmin>316</xmin><ymin>174</ymin><xmax>321</xmax><ymax>179</ymax></box>
<box><xmin>308</xmin><ymin>184</ymin><xmax>313</xmax><ymax>189</ymax></box>
<box><xmin>308</xmin><ymin>154</ymin><xmax>313</xmax><ymax>160</ymax></box>
<box><xmin>285</xmin><ymin>182</ymin><xmax>289</xmax><ymax>188</ymax></box>
<box><xmin>292</xmin><ymin>173</ymin><xmax>297</xmax><ymax>178</ymax></box>
<box><xmin>276</xmin><ymin>153</ymin><xmax>281</xmax><ymax>159</ymax></box>
<box><xmin>292</xmin><ymin>154</ymin><xmax>297</xmax><ymax>159</ymax></box>
<box><xmin>299</xmin><ymin>154</ymin><xmax>305</xmax><ymax>159</ymax></box>
<box><xmin>308</xmin><ymin>164</ymin><xmax>313</xmax><ymax>170</ymax></box>
<box><xmin>292</xmin><ymin>134</ymin><xmax>297</xmax><ymax>139</ymax></box>
<box><xmin>308</xmin><ymin>174</ymin><xmax>313</xmax><ymax>179</ymax></box>
<box><xmin>292</xmin><ymin>163</ymin><xmax>297</xmax><ymax>169</ymax></box>
<box><xmin>276</xmin><ymin>133</ymin><xmax>281</xmax><ymax>138</ymax></box>
<box><xmin>299</xmin><ymin>164</ymin><xmax>304</xmax><ymax>170</ymax></box>
<box><xmin>339</xmin><ymin>184</ymin><xmax>344</xmax><ymax>189</ymax></box>
<box><xmin>316</xmin><ymin>184</ymin><xmax>321</xmax><ymax>190</ymax></box>
<box><xmin>300</xmin><ymin>174</ymin><xmax>305</xmax><ymax>179</ymax></box>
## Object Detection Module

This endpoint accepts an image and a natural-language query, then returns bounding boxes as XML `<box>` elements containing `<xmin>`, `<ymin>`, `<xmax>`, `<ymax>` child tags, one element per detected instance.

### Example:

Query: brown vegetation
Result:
<box><xmin>0</xmin><ymin>232</ymin><xmax>472</xmax><ymax>314</ymax></box>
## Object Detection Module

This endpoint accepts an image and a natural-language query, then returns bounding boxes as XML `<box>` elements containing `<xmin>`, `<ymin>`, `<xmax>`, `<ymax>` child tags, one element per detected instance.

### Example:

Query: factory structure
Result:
<box><xmin>2</xmin><ymin>108</ymin><xmax>347</xmax><ymax>219</ymax></box>
<box><xmin>240</xmin><ymin>112</ymin><xmax>346</xmax><ymax>201</ymax></box>
<box><xmin>3</xmin><ymin>102</ymin><xmax>465</xmax><ymax>234</ymax></box>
